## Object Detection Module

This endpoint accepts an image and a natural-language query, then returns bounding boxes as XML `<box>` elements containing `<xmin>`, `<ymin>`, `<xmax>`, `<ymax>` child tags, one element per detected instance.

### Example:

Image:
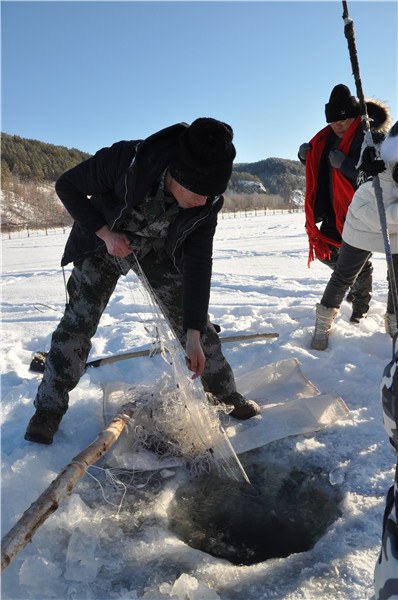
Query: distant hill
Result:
<box><xmin>228</xmin><ymin>171</ymin><xmax>267</xmax><ymax>195</ymax></box>
<box><xmin>232</xmin><ymin>157</ymin><xmax>305</xmax><ymax>201</ymax></box>
<box><xmin>1</xmin><ymin>133</ymin><xmax>91</xmax><ymax>183</ymax></box>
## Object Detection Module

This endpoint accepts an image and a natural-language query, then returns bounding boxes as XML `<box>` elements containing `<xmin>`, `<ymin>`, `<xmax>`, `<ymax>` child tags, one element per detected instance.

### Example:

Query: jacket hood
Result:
<box><xmin>380</xmin><ymin>121</ymin><xmax>398</xmax><ymax>167</ymax></box>
<box><xmin>365</xmin><ymin>98</ymin><xmax>392</xmax><ymax>134</ymax></box>
<box><xmin>378</xmin><ymin>165</ymin><xmax>398</xmax><ymax>192</ymax></box>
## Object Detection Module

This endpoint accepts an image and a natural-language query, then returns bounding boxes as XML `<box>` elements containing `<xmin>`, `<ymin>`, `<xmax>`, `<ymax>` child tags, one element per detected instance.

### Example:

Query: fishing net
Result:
<box><xmin>101</xmin><ymin>253</ymin><xmax>250</xmax><ymax>484</ymax></box>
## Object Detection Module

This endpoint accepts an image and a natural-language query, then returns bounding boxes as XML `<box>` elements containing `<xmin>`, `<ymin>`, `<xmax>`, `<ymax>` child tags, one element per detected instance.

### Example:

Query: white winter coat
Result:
<box><xmin>342</xmin><ymin>168</ymin><xmax>398</xmax><ymax>254</ymax></box>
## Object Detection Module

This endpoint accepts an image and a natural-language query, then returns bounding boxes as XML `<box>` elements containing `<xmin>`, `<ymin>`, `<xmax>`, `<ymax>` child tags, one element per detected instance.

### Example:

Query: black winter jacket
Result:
<box><xmin>55</xmin><ymin>124</ymin><xmax>224</xmax><ymax>332</ymax></box>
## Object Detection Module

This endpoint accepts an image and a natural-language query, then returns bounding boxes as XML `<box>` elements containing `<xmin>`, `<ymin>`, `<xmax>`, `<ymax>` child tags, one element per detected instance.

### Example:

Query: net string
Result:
<box><xmin>108</xmin><ymin>252</ymin><xmax>250</xmax><ymax>484</ymax></box>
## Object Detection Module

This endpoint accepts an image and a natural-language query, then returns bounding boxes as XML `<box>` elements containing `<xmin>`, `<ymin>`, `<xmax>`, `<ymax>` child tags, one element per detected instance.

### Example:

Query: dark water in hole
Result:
<box><xmin>168</xmin><ymin>459</ymin><xmax>342</xmax><ymax>565</ymax></box>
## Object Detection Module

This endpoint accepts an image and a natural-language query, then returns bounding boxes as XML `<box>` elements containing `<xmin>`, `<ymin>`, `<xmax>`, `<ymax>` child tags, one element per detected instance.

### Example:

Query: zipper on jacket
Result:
<box><xmin>109</xmin><ymin>151</ymin><xmax>139</xmax><ymax>231</ymax></box>
<box><xmin>171</xmin><ymin>196</ymin><xmax>222</xmax><ymax>269</ymax></box>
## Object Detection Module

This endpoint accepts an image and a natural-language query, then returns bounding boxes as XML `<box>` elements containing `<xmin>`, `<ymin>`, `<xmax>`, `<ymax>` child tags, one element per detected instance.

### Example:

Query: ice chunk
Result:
<box><xmin>64</xmin><ymin>558</ymin><xmax>99</xmax><ymax>583</ymax></box>
<box><xmin>19</xmin><ymin>555</ymin><xmax>62</xmax><ymax>587</ymax></box>
<box><xmin>66</xmin><ymin>527</ymin><xmax>97</xmax><ymax>563</ymax></box>
<box><xmin>329</xmin><ymin>467</ymin><xmax>345</xmax><ymax>485</ymax></box>
<box><xmin>170</xmin><ymin>574</ymin><xmax>220</xmax><ymax>600</ymax></box>
<box><xmin>158</xmin><ymin>582</ymin><xmax>172</xmax><ymax>594</ymax></box>
<box><xmin>193</xmin><ymin>582</ymin><xmax>221</xmax><ymax>600</ymax></box>
<box><xmin>65</xmin><ymin>527</ymin><xmax>99</xmax><ymax>582</ymax></box>
<box><xmin>170</xmin><ymin>574</ymin><xmax>198</xmax><ymax>599</ymax></box>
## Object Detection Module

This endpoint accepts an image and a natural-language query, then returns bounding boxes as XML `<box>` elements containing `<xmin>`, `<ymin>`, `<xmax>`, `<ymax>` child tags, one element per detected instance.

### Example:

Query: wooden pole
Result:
<box><xmin>1</xmin><ymin>403</ymin><xmax>135</xmax><ymax>573</ymax></box>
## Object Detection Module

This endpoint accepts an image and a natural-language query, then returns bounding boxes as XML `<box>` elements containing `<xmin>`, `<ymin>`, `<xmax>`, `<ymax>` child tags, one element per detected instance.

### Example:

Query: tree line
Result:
<box><xmin>1</xmin><ymin>133</ymin><xmax>91</xmax><ymax>183</ymax></box>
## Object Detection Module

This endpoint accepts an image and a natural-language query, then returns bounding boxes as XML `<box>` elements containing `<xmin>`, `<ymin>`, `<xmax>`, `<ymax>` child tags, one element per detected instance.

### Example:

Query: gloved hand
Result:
<box><xmin>329</xmin><ymin>150</ymin><xmax>345</xmax><ymax>169</ymax></box>
<box><xmin>298</xmin><ymin>142</ymin><xmax>312</xmax><ymax>161</ymax></box>
<box><xmin>358</xmin><ymin>146</ymin><xmax>386</xmax><ymax>177</ymax></box>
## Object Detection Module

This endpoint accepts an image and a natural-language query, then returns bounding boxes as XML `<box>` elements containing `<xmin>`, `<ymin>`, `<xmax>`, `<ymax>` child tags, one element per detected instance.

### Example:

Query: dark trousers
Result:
<box><xmin>320</xmin><ymin>244</ymin><xmax>373</xmax><ymax>314</ymax></box>
<box><xmin>321</xmin><ymin>242</ymin><xmax>398</xmax><ymax>314</ymax></box>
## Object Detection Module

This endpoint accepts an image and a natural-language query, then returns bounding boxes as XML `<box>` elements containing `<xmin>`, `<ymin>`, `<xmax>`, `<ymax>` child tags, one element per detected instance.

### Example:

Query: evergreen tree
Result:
<box><xmin>1</xmin><ymin>133</ymin><xmax>91</xmax><ymax>183</ymax></box>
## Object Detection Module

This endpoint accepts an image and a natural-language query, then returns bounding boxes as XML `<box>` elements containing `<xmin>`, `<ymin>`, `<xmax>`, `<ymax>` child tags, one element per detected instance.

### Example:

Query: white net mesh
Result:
<box><xmin>103</xmin><ymin>254</ymin><xmax>250</xmax><ymax>483</ymax></box>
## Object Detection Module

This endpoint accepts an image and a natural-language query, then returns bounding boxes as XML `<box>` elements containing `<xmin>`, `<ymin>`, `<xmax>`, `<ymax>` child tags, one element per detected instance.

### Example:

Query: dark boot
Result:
<box><xmin>350</xmin><ymin>309</ymin><xmax>367</xmax><ymax>324</ymax></box>
<box><xmin>24</xmin><ymin>409</ymin><xmax>63</xmax><ymax>445</ymax></box>
<box><xmin>217</xmin><ymin>392</ymin><xmax>260</xmax><ymax>420</ymax></box>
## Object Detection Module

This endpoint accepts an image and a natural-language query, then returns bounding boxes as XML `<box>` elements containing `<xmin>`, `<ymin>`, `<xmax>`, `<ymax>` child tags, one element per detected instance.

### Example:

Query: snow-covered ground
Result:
<box><xmin>1</xmin><ymin>210</ymin><xmax>396</xmax><ymax>599</ymax></box>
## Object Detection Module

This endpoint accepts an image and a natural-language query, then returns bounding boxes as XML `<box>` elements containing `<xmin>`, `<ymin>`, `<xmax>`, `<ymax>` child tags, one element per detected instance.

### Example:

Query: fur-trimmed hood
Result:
<box><xmin>365</xmin><ymin>97</ymin><xmax>392</xmax><ymax>136</ymax></box>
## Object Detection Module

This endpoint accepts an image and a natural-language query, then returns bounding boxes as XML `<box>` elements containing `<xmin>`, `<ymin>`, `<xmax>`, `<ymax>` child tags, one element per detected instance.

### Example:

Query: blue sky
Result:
<box><xmin>1</xmin><ymin>1</ymin><xmax>397</xmax><ymax>164</ymax></box>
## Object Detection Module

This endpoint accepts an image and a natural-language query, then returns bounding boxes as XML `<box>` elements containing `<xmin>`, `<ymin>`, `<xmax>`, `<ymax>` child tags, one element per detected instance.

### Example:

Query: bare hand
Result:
<box><xmin>96</xmin><ymin>226</ymin><xmax>132</xmax><ymax>257</ymax></box>
<box><xmin>185</xmin><ymin>329</ymin><xmax>205</xmax><ymax>379</ymax></box>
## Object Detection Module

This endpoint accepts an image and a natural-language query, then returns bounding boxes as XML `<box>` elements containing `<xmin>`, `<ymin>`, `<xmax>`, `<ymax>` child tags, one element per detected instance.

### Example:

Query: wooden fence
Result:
<box><xmin>1</xmin><ymin>207</ymin><xmax>304</xmax><ymax>240</ymax></box>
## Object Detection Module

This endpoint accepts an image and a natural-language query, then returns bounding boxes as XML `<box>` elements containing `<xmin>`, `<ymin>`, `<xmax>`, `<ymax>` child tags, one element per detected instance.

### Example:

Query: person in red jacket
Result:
<box><xmin>298</xmin><ymin>84</ymin><xmax>391</xmax><ymax>345</ymax></box>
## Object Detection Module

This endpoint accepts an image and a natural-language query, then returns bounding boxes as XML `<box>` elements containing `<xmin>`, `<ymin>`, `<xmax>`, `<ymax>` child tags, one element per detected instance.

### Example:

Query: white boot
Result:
<box><xmin>311</xmin><ymin>304</ymin><xmax>339</xmax><ymax>351</ymax></box>
<box><xmin>384</xmin><ymin>313</ymin><xmax>398</xmax><ymax>338</ymax></box>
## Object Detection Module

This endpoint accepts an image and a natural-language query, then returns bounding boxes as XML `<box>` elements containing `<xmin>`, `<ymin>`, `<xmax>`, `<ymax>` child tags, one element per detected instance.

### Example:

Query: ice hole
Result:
<box><xmin>167</xmin><ymin>456</ymin><xmax>342</xmax><ymax>565</ymax></box>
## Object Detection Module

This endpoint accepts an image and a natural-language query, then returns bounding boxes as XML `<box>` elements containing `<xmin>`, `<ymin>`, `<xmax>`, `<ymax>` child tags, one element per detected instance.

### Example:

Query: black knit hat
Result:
<box><xmin>169</xmin><ymin>118</ymin><xmax>236</xmax><ymax>196</ymax></box>
<box><xmin>325</xmin><ymin>84</ymin><xmax>360</xmax><ymax>123</ymax></box>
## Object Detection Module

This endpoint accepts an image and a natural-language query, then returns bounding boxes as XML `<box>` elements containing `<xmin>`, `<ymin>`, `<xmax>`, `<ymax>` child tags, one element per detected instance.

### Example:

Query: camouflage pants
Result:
<box><xmin>35</xmin><ymin>249</ymin><xmax>237</xmax><ymax>414</ymax></box>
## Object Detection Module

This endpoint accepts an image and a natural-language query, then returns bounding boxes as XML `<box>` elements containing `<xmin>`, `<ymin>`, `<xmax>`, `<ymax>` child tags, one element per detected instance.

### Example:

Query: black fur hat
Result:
<box><xmin>169</xmin><ymin>118</ymin><xmax>236</xmax><ymax>196</ymax></box>
<box><xmin>325</xmin><ymin>84</ymin><xmax>360</xmax><ymax>123</ymax></box>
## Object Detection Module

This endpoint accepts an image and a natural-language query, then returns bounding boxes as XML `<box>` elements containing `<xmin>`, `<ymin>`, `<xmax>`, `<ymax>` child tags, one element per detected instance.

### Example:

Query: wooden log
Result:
<box><xmin>1</xmin><ymin>402</ymin><xmax>135</xmax><ymax>573</ymax></box>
